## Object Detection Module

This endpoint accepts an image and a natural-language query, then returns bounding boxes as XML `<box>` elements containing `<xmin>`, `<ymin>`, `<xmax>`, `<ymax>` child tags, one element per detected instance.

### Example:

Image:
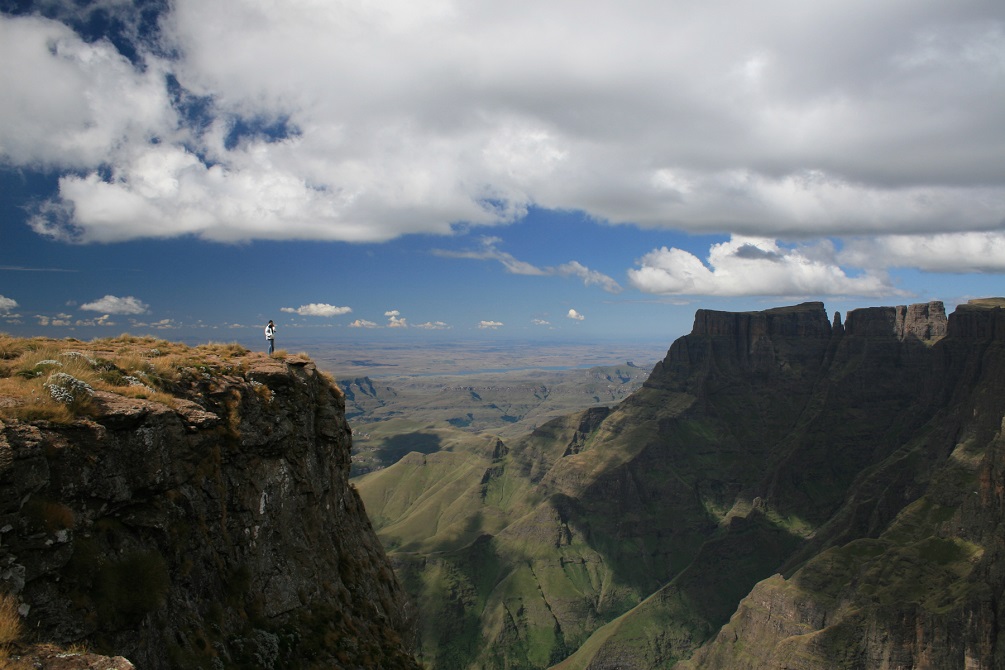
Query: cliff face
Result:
<box><xmin>0</xmin><ymin>342</ymin><xmax>419</xmax><ymax>670</ymax></box>
<box><xmin>648</xmin><ymin>302</ymin><xmax>833</xmax><ymax>391</ymax></box>
<box><xmin>355</xmin><ymin>298</ymin><xmax>1005</xmax><ymax>670</ymax></box>
<box><xmin>843</xmin><ymin>299</ymin><xmax>947</xmax><ymax>340</ymax></box>
<box><xmin>565</xmin><ymin>298</ymin><xmax>1002</xmax><ymax>669</ymax></box>
<box><xmin>683</xmin><ymin>299</ymin><xmax>1005</xmax><ymax>669</ymax></box>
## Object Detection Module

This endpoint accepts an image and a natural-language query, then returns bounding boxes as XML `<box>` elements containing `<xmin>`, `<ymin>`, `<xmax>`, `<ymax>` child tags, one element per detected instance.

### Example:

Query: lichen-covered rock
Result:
<box><xmin>0</xmin><ymin>348</ymin><xmax>419</xmax><ymax>670</ymax></box>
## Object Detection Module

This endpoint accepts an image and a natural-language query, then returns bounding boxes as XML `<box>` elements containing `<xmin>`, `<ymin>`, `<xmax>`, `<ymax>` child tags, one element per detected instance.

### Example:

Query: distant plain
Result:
<box><xmin>275</xmin><ymin>338</ymin><xmax>671</xmax><ymax>475</ymax></box>
<box><xmin>282</xmin><ymin>338</ymin><xmax>670</xmax><ymax>378</ymax></box>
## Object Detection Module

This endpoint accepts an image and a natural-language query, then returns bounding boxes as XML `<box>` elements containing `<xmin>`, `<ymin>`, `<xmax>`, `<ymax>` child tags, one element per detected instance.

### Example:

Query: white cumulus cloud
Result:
<box><xmin>478</xmin><ymin>320</ymin><xmax>504</xmax><ymax>330</ymax></box>
<box><xmin>349</xmin><ymin>319</ymin><xmax>378</xmax><ymax>328</ymax></box>
<box><xmin>385</xmin><ymin>310</ymin><xmax>407</xmax><ymax>328</ymax></box>
<box><xmin>629</xmin><ymin>236</ymin><xmax>905</xmax><ymax>298</ymax></box>
<box><xmin>0</xmin><ymin>296</ymin><xmax>18</xmax><ymax>313</ymax></box>
<box><xmin>79</xmin><ymin>295</ymin><xmax>149</xmax><ymax>314</ymax></box>
<box><xmin>416</xmin><ymin>321</ymin><xmax>451</xmax><ymax>330</ymax></box>
<box><xmin>567</xmin><ymin>309</ymin><xmax>585</xmax><ymax>321</ymax></box>
<box><xmin>281</xmin><ymin>303</ymin><xmax>352</xmax><ymax>317</ymax></box>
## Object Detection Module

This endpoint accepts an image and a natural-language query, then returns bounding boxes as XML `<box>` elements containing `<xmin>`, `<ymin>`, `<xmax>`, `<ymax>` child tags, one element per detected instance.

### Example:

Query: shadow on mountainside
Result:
<box><xmin>377</xmin><ymin>431</ymin><xmax>443</xmax><ymax>463</ymax></box>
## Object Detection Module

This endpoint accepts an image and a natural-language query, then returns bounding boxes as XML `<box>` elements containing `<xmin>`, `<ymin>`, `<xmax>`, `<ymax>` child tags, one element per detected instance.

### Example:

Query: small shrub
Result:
<box><xmin>43</xmin><ymin>372</ymin><xmax>94</xmax><ymax>409</ymax></box>
<box><xmin>113</xmin><ymin>354</ymin><xmax>154</xmax><ymax>379</ymax></box>
<box><xmin>15</xmin><ymin>347</ymin><xmax>65</xmax><ymax>378</ymax></box>
<box><xmin>149</xmin><ymin>354</ymin><xmax>196</xmax><ymax>385</ymax></box>
<box><xmin>97</xmin><ymin>367</ymin><xmax>128</xmax><ymax>386</ymax></box>
<box><xmin>60</xmin><ymin>351</ymin><xmax>97</xmax><ymax>366</ymax></box>
<box><xmin>113</xmin><ymin>385</ymin><xmax>179</xmax><ymax>408</ymax></box>
<box><xmin>224</xmin><ymin>389</ymin><xmax>243</xmax><ymax>436</ymax></box>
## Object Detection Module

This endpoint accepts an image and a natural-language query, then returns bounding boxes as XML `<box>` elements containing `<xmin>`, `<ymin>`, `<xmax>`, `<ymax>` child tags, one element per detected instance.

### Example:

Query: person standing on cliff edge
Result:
<box><xmin>265</xmin><ymin>320</ymin><xmax>276</xmax><ymax>354</ymax></box>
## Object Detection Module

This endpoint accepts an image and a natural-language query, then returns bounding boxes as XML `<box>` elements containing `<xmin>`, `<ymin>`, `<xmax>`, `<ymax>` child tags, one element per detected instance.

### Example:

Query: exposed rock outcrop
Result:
<box><xmin>843</xmin><ymin>300</ymin><xmax>947</xmax><ymax>340</ymax></box>
<box><xmin>0</xmin><ymin>346</ymin><xmax>419</xmax><ymax>669</ymax></box>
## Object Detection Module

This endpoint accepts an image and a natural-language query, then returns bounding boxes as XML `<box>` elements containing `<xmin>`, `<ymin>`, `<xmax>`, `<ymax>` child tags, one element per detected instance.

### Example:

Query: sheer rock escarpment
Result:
<box><xmin>0</xmin><ymin>348</ymin><xmax>419</xmax><ymax>670</ymax></box>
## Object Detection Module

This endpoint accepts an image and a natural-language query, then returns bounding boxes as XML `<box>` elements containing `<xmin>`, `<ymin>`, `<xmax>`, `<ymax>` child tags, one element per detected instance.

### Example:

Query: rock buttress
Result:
<box><xmin>0</xmin><ymin>350</ymin><xmax>419</xmax><ymax>670</ymax></box>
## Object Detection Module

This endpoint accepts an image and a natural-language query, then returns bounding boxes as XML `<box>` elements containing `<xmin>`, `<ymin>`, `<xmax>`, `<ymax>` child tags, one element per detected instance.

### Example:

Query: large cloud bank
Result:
<box><xmin>1</xmin><ymin>1</ymin><xmax>1003</xmax><ymax>279</ymax></box>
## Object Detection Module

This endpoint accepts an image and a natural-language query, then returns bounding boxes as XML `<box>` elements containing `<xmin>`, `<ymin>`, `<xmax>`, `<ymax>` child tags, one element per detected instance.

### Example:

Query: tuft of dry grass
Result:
<box><xmin>0</xmin><ymin>593</ymin><xmax>21</xmax><ymax>646</ymax></box>
<box><xmin>0</xmin><ymin>377</ymin><xmax>75</xmax><ymax>423</ymax></box>
<box><xmin>0</xmin><ymin>336</ymin><xmax>30</xmax><ymax>362</ymax></box>
<box><xmin>111</xmin><ymin>384</ymin><xmax>180</xmax><ymax>408</ymax></box>
<box><xmin>198</xmin><ymin>342</ymin><xmax>248</xmax><ymax>358</ymax></box>
<box><xmin>0</xmin><ymin>593</ymin><xmax>26</xmax><ymax>669</ymax></box>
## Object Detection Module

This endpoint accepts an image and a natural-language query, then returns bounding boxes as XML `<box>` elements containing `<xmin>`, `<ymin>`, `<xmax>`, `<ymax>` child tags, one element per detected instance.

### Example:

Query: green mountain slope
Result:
<box><xmin>356</xmin><ymin>299</ymin><xmax>1005</xmax><ymax>669</ymax></box>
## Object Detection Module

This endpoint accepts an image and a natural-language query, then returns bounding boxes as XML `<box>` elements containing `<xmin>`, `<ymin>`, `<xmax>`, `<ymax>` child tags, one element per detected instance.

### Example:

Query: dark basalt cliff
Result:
<box><xmin>558</xmin><ymin>298</ymin><xmax>1002</xmax><ymax>669</ymax></box>
<box><xmin>677</xmin><ymin>299</ymin><xmax>1002</xmax><ymax>669</ymax></box>
<box><xmin>0</xmin><ymin>346</ymin><xmax>419</xmax><ymax>669</ymax></box>
<box><xmin>356</xmin><ymin>298</ymin><xmax>1005</xmax><ymax>670</ymax></box>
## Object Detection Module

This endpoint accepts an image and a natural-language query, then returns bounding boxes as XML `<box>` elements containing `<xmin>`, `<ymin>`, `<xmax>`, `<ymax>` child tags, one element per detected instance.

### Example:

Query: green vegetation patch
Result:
<box><xmin>795</xmin><ymin>515</ymin><xmax>983</xmax><ymax>620</ymax></box>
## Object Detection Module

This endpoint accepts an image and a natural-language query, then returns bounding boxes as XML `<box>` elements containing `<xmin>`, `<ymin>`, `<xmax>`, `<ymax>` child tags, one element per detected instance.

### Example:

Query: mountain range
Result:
<box><xmin>3</xmin><ymin>297</ymin><xmax>1004</xmax><ymax>669</ymax></box>
<box><xmin>356</xmin><ymin>298</ymin><xmax>1005</xmax><ymax>669</ymax></box>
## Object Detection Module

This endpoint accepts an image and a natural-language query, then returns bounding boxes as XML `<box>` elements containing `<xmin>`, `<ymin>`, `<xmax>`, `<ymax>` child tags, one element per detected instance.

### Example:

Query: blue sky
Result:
<box><xmin>1</xmin><ymin>0</ymin><xmax>1003</xmax><ymax>348</ymax></box>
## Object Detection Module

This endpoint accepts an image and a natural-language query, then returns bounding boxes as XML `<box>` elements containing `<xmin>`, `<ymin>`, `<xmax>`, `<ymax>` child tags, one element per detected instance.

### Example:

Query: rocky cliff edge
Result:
<box><xmin>0</xmin><ymin>337</ymin><xmax>419</xmax><ymax>670</ymax></box>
